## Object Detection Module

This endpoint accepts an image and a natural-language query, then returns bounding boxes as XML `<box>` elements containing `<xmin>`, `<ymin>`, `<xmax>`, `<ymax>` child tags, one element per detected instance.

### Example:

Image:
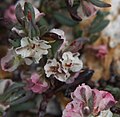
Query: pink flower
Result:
<box><xmin>26</xmin><ymin>73</ymin><xmax>49</xmax><ymax>94</ymax></box>
<box><xmin>4</xmin><ymin>5</ymin><xmax>17</xmax><ymax>23</ymax></box>
<box><xmin>62</xmin><ymin>84</ymin><xmax>116</xmax><ymax>117</ymax></box>
<box><xmin>93</xmin><ymin>89</ymin><xmax>117</xmax><ymax>115</ymax></box>
<box><xmin>63</xmin><ymin>101</ymin><xmax>84</xmax><ymax>117</ymax></box>
<box><xmin>94</xmin><ymin>45</ymin><xmax>108</xmax><ymax>59</ymax></box>
<box><xmin>71</xmin><ymin>84</ymin><xmax>92</xmax><ymax>102</ymax></box>
<box><xmin>87</xmin><ymin>45</ymin><xmax>108</xmax><ymax>59</ymax></box>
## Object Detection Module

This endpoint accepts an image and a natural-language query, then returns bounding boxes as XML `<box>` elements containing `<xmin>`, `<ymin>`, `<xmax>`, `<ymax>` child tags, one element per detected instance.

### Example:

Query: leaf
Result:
<box><xmin>50</xmin><ymin>39</ymin><xmax>63</xmax><ymax>56</ymax></box>
<box><xmin>0</xmin><ymin>83</ymin><xmax>25</xmax><ymax>101</ymax></box>
<box><xmin>90</xmin><ymin>0</ymin><xmax>111</xmax><ymax>7</ymax></box>
<box><xmin>89</xmin><ymin>34</ymin><xmax>99</xmax><ymax>44</ymax></box>
<box><xmin>89</xmin><ymin>20</ymin><xmax>110</xmax><ymax>33</ymax></box>
<box><xmin>113</xmin><ymin>114</ymin><xmax>120</xmax><ymax>117</ymax></box>
<box><xmin>6</xmin><ymin>90</ymin><xmax>26</xmax><ymax>103</ymax></box>
<box><xmin>105</xmin><ymin>85</ymin><xmax>120</xmax><ymax>100</ymax></box>
<box><xmin>31</xmin><ymin>22</ymin><xmax>40</xmax><ymax>37</ymax></box>
<box><xmin>9</xmin><ymin>39</ymin><xmax>21</xmax><ymax>48</ymax></box>
<box><xmin>53</xmin><ymin>12</ymin><xmax>78</xmax><ymax>27</ymax></box>
<box><xmin>10</xmin><ymin>101</ymin><xmax>35</xmax><ymax>111</ymax></box>
<box><xmin>15</xmin><ymin>3</ymin><xmax>25</xmax><ymax>25</ymax></box>
<box><xmin>65</xmin><ymin>0</ymin><xmax>82</xmax><ymax>21</ymax></box>
<box><xmin>24</xmin><ymin>2</ymin><xmax>35</xmax><ymax>22</ymax></box>
<box><xmin>6</xmin><ymin>83</ymin><xmax>25</xmax><ymax>93</ymax></box>
<box><xmin>24</xmin><ymin>18</ymin><xmax>40</xmax><ymax>38</ymax></box>
<box><xmin>10</xmin><ymin>91</ymin><xmax>33</xmax><ymax>106</ymax></box>
<box><xmin>39</xmin><ymin>25</ymin><xmax>49</xmax><ymax>37</ymax></box>
<box><xmin>37</xmin><ymin>17</ymin><xmax>48</xmax><ymax>26</ymax></box>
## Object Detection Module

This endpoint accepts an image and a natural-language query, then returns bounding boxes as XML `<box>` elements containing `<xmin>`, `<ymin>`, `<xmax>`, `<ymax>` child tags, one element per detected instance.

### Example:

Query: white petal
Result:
<box><xmin>97</xmin><ymin>109</ymin><xmax>113</xmax><ymax>117</ymax></box>
<box><xmin>50</xmin><ymin>28</ymin><xmax>66</xmax><ymax>40</ymax></box>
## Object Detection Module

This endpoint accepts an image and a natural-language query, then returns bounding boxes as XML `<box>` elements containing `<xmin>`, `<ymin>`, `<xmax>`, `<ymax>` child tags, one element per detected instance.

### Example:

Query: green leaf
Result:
<box><xmin>24</xmin><ymin>2</ymin><xmax>35</xmax><ymax>22</ymax></box>
<box><xmin>89</xmin><ymin>20</ymin><xmax>109</xmax><ymax>34</ymax></box>
<box><xmin>39</xmin><ymin>26</ymin><xmax>49</xmax><ymax>37</ymax></box>
<box><xmin>0</xmin><ymin>83</ymin><xmax>25</xmax><ymax>101</ymax></box>
<box><xmin>105</xmin><ymin>85</ymin><xmax>120</xmax><ymax>100</ymax></box>
<box><xmin>6</xmin><ymin>83</ymin><xmax>25</xmax><ymax>93</ymax></box>
<box><xmin>15</xmin><ymin>3</ymin><xmax>25</xmax><ymax>25</ymax></box>
<box><xmin>89</xmin><ymin>34</ymin><xmax>99</xmax><ymax>44</ymax></box>
<box><xmin>90</xmin><ymin>0</ymin><xmax>111</xmax><ymax>7</ymax></box>
<box><xmin>6</xmin><ymin>90</ymin><xmax>26</xmax><ymax>103</ymax></box>
<box><xmin>10</xmin><ymin>101</ymin><xmax>35</xmax><ymax>111</ymax></box>
<box><xmin>113</xmin><ymin>114</ymin><xmax>120</xmax><ymax>117</ymax></box>
<box><xmin>37</xmin><ymin>17</ymin><xmax>48</xmax><ymax>26</ymax></box>
<box><xmin>9</xmin><ymin>39</ymin><xmax>20</xmax><ymax>48</ymax></box>
<box><xmin>25</xmin><ymin>18</ymin><xmax>40</xmax><ymax>38</ymax></box>
<box><xmin>50</xmin><ymin>39</ymin><xmax>63</xmax><ymax>56</ymax></box>
<box><xmin>53</xmin><ymin>12</ymin><xmax>78</xmax><ymax>27</ymax></box>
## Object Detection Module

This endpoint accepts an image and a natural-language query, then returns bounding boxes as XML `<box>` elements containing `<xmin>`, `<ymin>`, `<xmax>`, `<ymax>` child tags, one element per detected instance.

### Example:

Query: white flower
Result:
<box><xmin>61</xmin><ymin>51</ymin><xmax>83</xmax><ymax>72</ymax></box>
<box><xmin>15</xmin><ymin>37</ymin><xmax>51</xmax><ymax>63</ymax></box>
<box><xmin>50</xmin><ymin>28</ymin><xmax>68</xmax><ymax>51</ymax></box>
<box><xmin>44</xmin><ymin>59</ymin><xmax>70</xmax><ymax>82</ymax></box>
<box><xmin>44</xmin><ymin>59</ymin><xmax>61</xmax><ymax>77</ymax></box>
<box><xmin>44</xmin><ymin>51</ymin><xmax>83</xmax><ymax>82</ymax></box>
<box><xmin>50</xmin><ymin>29</ymin><xmax>66</xmax><ymax>40</ymax></box>
<box><xmin>97</xmin><ymin>109</ymin><xmax>113</xmax><ymax>117</ymax></box>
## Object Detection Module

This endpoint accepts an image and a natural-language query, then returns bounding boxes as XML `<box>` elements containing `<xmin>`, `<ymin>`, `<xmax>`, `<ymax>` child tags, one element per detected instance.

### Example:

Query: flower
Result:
<box><xmin>4</xmin><ymin>5</ymin><xmax>17</xmax><ymax>23</ymax></box>
<box><xmin>62</xmin><ymin>84</ymin><xmax>116</xmax><ymax>117</ymax></box>
<box><xmin>97</xmin><ymin>109</ymin><xmax>113</xmax><ymax>117</ymax></box>
<box><xmin>15</xmin><ymin>37</ymin><xmax>51</xmax><ymax>63</ymax></box>
<box><xmin>26</xmin><ymin>73</ymin><xmax>49</xmax><ymax>94</ymax></box>
<box><xmin>62</xmin><ymin>100</ymin><xmax>84</xmax><ymax>117</ymax></box>
<box><xmin>94</xmin><ymin>45</ymin><xmax>108</xmax><ymax>59</ymax></box>
<box><xmin>61</xmin><ymin>51</ymin><xmax>83</xmax><ymax>72</ymax></box>
<box><xmin>44</xmin><ymin>52</ymin><xmax>83</xmax><ymax>82</ymax></box>
<box><xmin>1</xmin><ymin>48</ymin><xmax>20</xmax><ymax>72</ymax></box>
<box><xmin>44</xmin><ymin>58</ymin><xmax>70</xmax><ymax>82</ymax></box>
<box><xmin>68</xmin><ymin>0</ymin><xmax>97</xmax><ymax>20</ymax></box>
<box><xmin>50</xmin><ymin>29</ymin><xmax>66</xmax><ymax>40</ymax></box>
<box><xmin>50</xmin><ymin>28</ymin><xmax>68</xmax><ymax>52</ymax></box>
<box><xmin>93</xmin><ymin>89</ymin><xmax>116</xmax><ymax>115</ymax></box>
<box><xmin>68</xmin><ymin>0</ymin><xmax>111</xmax><ymax>20</ymax></box>
<box><xmin>87</xmin><ymin>45</ymin><xmax>108</xmax><ymax>59</ymax></box>
<box><xmin>71</xmin><ymin>83</ymin><xmax>92</xmax><ymax>102</ymax></box>
<box><xmin>77</xmin><ymin>1</ymin><xmax>97</xmax><ymax>20</ymax></box>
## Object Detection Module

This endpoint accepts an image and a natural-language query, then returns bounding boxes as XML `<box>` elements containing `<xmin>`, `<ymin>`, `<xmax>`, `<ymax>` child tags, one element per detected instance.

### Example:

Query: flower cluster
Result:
<box><xmin>44</xmin><ymin>51</ymin><xmax>83</xmax><ymax>82</ymax></box>
<box><xmin>0</xmin><ymin>1</ymin><xmax>117</xmax><ymax>117</ymax></box>
<box><xmin>62</xmin><ymin>84</ymin><xmax>116</xmax><ymax>117</ymax></box>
